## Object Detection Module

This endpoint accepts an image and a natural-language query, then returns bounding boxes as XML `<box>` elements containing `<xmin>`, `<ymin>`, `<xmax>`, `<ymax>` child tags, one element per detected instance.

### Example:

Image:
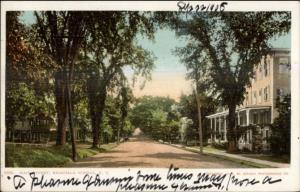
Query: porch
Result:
<box><xmin>206</xmin><ymin>106</ymin><xmax>272</xmax><ymax>151</ymax></box>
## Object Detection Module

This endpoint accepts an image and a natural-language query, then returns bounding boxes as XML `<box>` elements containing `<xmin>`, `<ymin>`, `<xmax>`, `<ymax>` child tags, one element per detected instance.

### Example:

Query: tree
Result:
<box><xmin>194</xmin><ymin>88</ymin><xmax>203</xmax><ymax>153</ymax></box>
<box><xmin>130</xmin><ymin>96</ymin><xmax>179</xmax><ymax>141</ymax></box>
<box><xmin>151</xmin><ymin>108</ymin><xmax>168</xmax><ymax>140</ymax></box>
<box><xmin>73</xmin><ymin>97</ymin><xmax>90</xmax><ymax>142</ymax></box>
<box><xmin>6</xmin><ymin>12</ymin><xmax>56</xmax><ymax>138</ymax></box>
<box><xmin>175</xmin><ymin>12</ymin><xmax>290</xmax><ymax>151</ymax></box>
<box><xmin>270</xmin><ymin>94</ymin><xmax>291</xmax><ymax>155</ymax></box>
<box><xmin>178</xmin><ymin>94</ymin><xmax>216</xmax><ymax>146</ymax></box>
<box><xmin>176</xmin><ymin>35</ymin><xmax>214</xmax><ymax>152</ymax></box>
<box><xmin>82</xmin><ymin>11</ymin><xmax>167</xmax><ymax>148</ymax></box>
<box><xmin>116</xmin><ymin>82</ymin><xmax>134</xmax><ymax>143</ymax></box>
<box><xmin>33</xmin><ymin>11</ymin><xmax>92</xmax><ymax>161</ymax></box>
<box><xmin>34</xmin><ymin>11</ymin><xmax>88</xmax><ymax>150</ymax></box>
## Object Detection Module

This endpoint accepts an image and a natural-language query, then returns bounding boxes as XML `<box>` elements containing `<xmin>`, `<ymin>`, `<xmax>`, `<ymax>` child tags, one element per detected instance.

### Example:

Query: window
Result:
<box><xmin>266</xmin><ymin>130</ymin><xmax>269</xmax><ymax>141</ymax></box>
<box><xmin>240</xmin><ymin>115</ymin><xmax>243</xmax><ymax>126</ymax></box>
<box><xmin>279</xmin><ymin>58</ymin><xmax>289</xmax><ymax>74</ymax></box>
<box><xmin>259</xmin><ymin>89</ymin><xmax>262</xmax><ymax>103</ymax></box>
<box><xmin>259</xmin><ymin>65</ymin><xmax>263</xmax><ymax>80</ymax></box>
<box><xmin>264</xmin><ymin>86</ymin><xmax>269</xmax><ymax>101</ymax></box>
<box><xmin>253</xmin><ymin>91</ymin><xmax>257</xmax><ymax>104</ymax></box>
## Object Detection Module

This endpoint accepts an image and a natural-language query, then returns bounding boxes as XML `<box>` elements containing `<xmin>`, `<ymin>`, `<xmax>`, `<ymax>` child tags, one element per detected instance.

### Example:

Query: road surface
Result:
<box><xmin>67</xmin><ymin>136</ymin><xmax>249</xmax><ymax>168</ymax></box>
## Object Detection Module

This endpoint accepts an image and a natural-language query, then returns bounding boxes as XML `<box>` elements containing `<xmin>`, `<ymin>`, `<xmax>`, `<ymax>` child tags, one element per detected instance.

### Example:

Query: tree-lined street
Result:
<box><xmin>67</xmin><ymin>131</ymin><xmax>248</xmax><ymax>168</ymax></box>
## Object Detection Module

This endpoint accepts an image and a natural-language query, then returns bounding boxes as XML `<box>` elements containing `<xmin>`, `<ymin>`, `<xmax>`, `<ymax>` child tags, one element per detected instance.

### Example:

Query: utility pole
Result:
<box><xmin>194</xmin><ymin>86</ymin><xmax>203</xmax><ymax>154</ymax></box>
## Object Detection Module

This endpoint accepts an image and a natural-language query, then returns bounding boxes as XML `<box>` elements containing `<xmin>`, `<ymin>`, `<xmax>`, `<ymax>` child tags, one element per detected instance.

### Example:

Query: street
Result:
<box><xmin>67</xmin><ymin>136</ymin><xmax>249</xmax><ymax>168</ymax></box>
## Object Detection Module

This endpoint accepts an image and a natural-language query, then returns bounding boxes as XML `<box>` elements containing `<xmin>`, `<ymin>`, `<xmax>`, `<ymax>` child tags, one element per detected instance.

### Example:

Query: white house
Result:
<box><xmin>206</xmin><ymin>48</ymin><xmax>290</xmax><ymax>152</ymax></box>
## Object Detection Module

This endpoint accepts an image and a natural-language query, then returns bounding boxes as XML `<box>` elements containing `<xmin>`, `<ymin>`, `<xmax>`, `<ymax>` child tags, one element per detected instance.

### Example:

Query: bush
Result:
<box><xmin>270</xmin><ymin>95</ymin><xmax>290</xmax><ymax>155</ymax></box>
<box><xmin>212</xmin><ymin>142</ymin><xmax>228</xmax><ymax>150</ymax></box>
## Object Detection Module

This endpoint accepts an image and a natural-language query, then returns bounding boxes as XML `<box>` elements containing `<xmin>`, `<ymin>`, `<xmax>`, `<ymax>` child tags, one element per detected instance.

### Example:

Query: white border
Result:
<box><xmin>1</xmin><ymin>1</ymin><xmax>300</xmax><ymax>191</ymax></box>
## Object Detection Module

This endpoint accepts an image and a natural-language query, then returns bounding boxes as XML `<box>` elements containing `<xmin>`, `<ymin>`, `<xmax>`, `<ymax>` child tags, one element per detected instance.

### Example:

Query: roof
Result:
<box><xmin>206</xmin><ymin>105</ymin><xmax>271</xmax><ymax>119</ymax></box>
<box><xmin>269</xmin><ymin>48</ymin><xmax>290</xmax><ymax>52</ymax></box>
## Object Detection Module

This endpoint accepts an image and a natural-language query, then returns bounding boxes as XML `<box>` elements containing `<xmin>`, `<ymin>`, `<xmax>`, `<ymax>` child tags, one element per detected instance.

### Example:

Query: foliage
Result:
<box><xmin>130</xmin><ymin>96</ymin><xmax>180</xmax><ymax>142</ymax></box>
<box><xmin>122</xmin><ymin>119</ymin><xmax>134</xmax><ymax>137</ymax></box>
<box><xmin>6</xmin><ymin>12</ymin><xmax>56</xmax><ymax>129</ymax></box>
<box><xmin>178</xmin><ymin>94</ymin><xmax>216</xmax><ymax>145</ymax></box>
<box><xmin>73</xmin><ymin>97</ymin><xmax>91</xmax><ymax>142</ymax></box>
<box><xmin>179</xmin><ymin>117</ymin><xmax>193</xmax><ymax>144</ymax></box>
<box><xmin>174</xmin><ymin>12</ymin><xmax>291</xmax><ymax>150</ymax></box>
<box><xmin>270</xmin><ymin>94</ymin><xmax>291</xmax><ymax>155</ymax></box>
<box><xmin>6</xmin><ymin>83</ymin><xmax>55</xmax><ymax>127</ymax></box>
<box><xmin>82</xmin><ymin>11</ymin><xmax>159</xmax><ymax>147</ymax></box>
<box><xmin>33</xmin><ymin>11</ymin><xmax>88</xmax><ymax>146</ymax></box>
<box><xmin>6</xmin><ymin>12</ymin><xmax>55</xmax><ymax>80</ymax></box>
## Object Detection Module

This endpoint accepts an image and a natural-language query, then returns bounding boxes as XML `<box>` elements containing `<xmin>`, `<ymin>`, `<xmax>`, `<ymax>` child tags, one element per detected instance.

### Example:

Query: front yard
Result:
<box><xmin>5</xmin><ymin>142</ymin><xmax>117</xmax><ymax>167</ymax></box>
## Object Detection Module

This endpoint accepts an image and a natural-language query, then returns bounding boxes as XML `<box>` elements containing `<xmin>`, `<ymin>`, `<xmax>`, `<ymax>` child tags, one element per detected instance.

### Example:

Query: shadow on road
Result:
<box><xmin>70</xmin><ymin>160</ymin><xmax>151</xmax><ymax>167</ymax></box>
<box><xmin>131</xmin><ymin>152</ymin><xmax>212</xmax><ymax>162</ymax></box>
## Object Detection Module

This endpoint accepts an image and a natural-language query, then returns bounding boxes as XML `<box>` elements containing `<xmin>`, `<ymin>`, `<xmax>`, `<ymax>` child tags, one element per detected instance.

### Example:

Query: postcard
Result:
<box><xmin>1</xmin><ymin>1</ymin><xmax>299</xmax><ymax>191</ymax></box>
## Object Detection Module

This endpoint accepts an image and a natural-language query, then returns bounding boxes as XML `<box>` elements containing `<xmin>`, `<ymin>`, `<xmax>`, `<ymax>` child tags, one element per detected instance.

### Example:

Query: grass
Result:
<box><xmin>240</xmin><ymin>154</ymin><xmax>290</xmax><ymax>164</ymax></box>
<box><xmin>186</xmin><ymin>145</ymin><xmax>288</xmax><ymax>167</ymax></box>
<box><xmin>176</xmin><ymin>145</ymin><xmax>274</xmax><ymax>168</ymax></box>
<box><xmin>77</xmin><ymin>143</ymin><xmax>117</xmax><ymax>159</ymax></box>
<box><xmin>5</xmin><ymin>142</ymin><xmax>117</xmax><ymax>167</ymax></box>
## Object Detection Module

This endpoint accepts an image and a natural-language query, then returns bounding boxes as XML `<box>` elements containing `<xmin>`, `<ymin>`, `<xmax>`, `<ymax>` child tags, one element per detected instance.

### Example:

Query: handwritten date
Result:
<box><xmin>177</xmin><ymin>1</ymin><xmax>228</xmax><ymax>13</ymax></box>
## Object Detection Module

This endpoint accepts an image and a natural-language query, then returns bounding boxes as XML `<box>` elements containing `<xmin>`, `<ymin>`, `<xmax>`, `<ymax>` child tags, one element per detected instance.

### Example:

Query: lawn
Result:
<box><xmin>187</xmin><ymin>145</ymin><xmax>289</xmax><ymax>164</ymax></box>
<box><xmin>240</xmin><ymin>154</ymin><xmax>290</xmax><ymax>164</ymax></box>
<box><xmin>5</xmin><ymin>142</ymin><xmax>117</xmax><ymax>167</ymax></box>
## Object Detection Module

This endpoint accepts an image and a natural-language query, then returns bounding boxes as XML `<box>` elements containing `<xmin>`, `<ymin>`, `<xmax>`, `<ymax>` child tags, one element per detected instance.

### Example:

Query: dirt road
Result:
<box><xmin>67</xmin><ymin>137</ymin><xmax>249</xmax><ymax>168</ymax></box>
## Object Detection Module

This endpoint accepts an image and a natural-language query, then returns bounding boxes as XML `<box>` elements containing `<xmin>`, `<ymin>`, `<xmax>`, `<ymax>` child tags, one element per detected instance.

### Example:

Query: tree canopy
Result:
<box><xmin>130</xmin><ymin>96</ymin><xmax>180</xmax><ymax>142</ymax></box>
<box><xmin>175</xmin><ymin>12</ymin><xmax>291</xmax><ymax>151</ymax></box>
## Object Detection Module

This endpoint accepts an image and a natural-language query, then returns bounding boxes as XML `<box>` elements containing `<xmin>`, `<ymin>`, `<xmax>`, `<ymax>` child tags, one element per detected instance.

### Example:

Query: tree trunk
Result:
<box><xmin>87</xmin><ymin>75</ymin><xmax>97</xmax><ymax>147</ymax></box>
<box><xmin>118</xmin><ymin>116</ymin><xmax>126</xmax><ymax>143</ymax></box>
<box><xmin>194</xmin><ymin>89</ymin><xmax>203</xmax><ymax>154</ymax></box>
<box><xmin>92</xmin><ymin>89</ymin><xmax>106</xmax><ymax>148</ymax></box>
<box><xmin>66</xmin><ymin>76</ymin><xmax>77</xmax><ymax>161</ymax></box>
<box><xmin>55</xmin><ymin>70</ymin><xmax>67</xmax><ymax>146</ymax></box>
<box><xmin>227</xmin><ymin>104</ymin><xmax>238</xmax><ymax>152</ymax></box>
<box><xmin>117</xmin><ymin>122</ymin><xmax>122</xmax><ymax>144</ymax></box>
<box><xmin>87</xmin><ymin>77</ymin><xmax>107</xmax><ymax>149</ymax></box>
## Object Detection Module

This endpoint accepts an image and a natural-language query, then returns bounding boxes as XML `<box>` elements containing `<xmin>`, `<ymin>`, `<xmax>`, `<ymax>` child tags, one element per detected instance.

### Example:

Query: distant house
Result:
<box><xmin>206</xmin><ymin>48</ymin><xmax>290</xmax><ymax>152</ymax></box>
<box><xmin>6</xmin><ymin>114</ymin><xmax>86</xmax><ymax>143</ymax></box>
<box><xmin>6</xmin><ymin>115</ymin><xmax>55</xmax><ymax>143</ymax></box>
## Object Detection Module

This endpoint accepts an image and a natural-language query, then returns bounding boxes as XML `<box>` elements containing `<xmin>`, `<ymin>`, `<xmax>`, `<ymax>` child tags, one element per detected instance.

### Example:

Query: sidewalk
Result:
<box><xmin>167</xmin><ymin>143</ymin><xmax>289</xmax><ymax>168</ymax></box>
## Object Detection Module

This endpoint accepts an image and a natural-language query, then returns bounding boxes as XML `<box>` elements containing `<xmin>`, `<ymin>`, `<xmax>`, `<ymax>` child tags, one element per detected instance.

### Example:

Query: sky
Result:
<box><xmin>132</xmin><ymin>28</ymin><xmax>291</xmax><ymax>101</ymax></box>
<box><xmin>20</xmin><ymin>12</ymin><xmax>291</xmax><ymax>101</ymax></box>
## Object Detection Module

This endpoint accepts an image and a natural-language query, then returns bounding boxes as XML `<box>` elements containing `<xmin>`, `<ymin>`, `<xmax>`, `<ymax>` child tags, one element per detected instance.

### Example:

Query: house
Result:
<box><xmin>5</xmin><ymin>115</ymin><xmax>55</xmax><ymax>143</ymax></box>
<box><xmin>5</xmin><ymin>115</ymin><xmax>82</xmax><ymax>143</ymax></box>
<box><xmin>206</xmin><ymin>48</ymin><xmax>290</xmax><ymax>152</ymax></box>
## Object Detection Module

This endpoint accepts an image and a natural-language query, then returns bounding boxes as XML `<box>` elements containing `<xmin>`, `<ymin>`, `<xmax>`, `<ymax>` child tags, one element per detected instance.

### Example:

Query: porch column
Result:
<box><xmin>210</xmin><ymin>118</ymin><xmax>213</xmax><ymax>142</ymax></box>
<box><xmin>214</xmin><ymin>117</ymin><xmax>217</xmax><ymax>141</ymax></box>
<box><xmin>246</xmin><ymin>109</ymin><xmax>250</xmax><ymax>126</ymax></box>
<box><xmin>224</xmin><ymin>115</ymin><xmax>227</xmax><ymax>141</ymax></box>
<box><xmin>219</xmin><ymin>116</ymin><xmax>222</xmax><ymax>134</ymax></box>
<box><xmin>237</xmin><ymin>111</ymin><xmax>240</xmax><ymax>125</ymax></box>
